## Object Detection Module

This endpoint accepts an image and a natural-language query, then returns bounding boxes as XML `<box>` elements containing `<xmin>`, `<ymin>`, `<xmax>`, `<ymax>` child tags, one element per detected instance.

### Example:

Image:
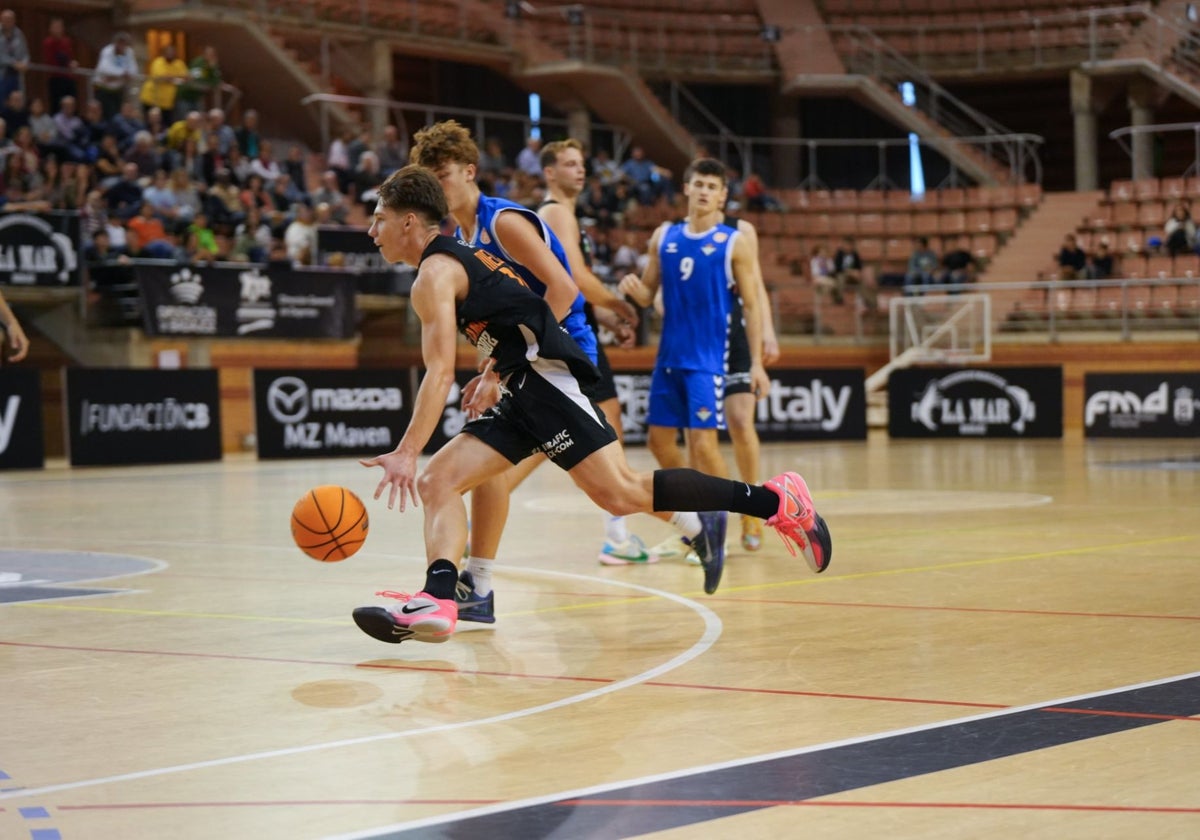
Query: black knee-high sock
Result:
<box><xmin>652</xmin><ymin>468</ymin><xmax>778</xmax><ymax>519</ymax></box>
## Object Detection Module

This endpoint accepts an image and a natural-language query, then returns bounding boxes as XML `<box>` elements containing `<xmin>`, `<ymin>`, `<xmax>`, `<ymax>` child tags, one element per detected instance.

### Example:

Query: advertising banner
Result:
<box><xmin>0</xmin><ymin>211</ymin><xmax>81</xmax><ymax>287</ymax></box>
<box><xmin>65</xmin><ymin>369</ymin><xmax>222</xmax><ymax>466</ymax></box>
<box><xmin>1084</xmin><ymin>372</ymin><xmax>1200</xmax><ymax>437</ymax></box>
<box><xmin>137</xmin><ymin>262</ymin><xmax>356</xmax><ymax>338</ymax></box>
<box><xmin>0</xmin><ymin>368</ymin><xmax>44</xmax><ymax>469</ymax></box>
<box><xmin>889</xmin><ymin>366</ymin><xmax>1063</xmax><ymax>438</ymax></box>
<box><xmin>254</xmin><ymin>369</ymin><xmax>411</xmax><ymax>459</ymax></box>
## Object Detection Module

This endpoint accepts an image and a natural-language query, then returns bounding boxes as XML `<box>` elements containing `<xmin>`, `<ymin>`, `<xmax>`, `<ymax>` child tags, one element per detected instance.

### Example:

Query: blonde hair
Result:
<box><xmin>409</xmin><ymin>120</ymin><xmax>480</xmax><ymax>169</ymax></box>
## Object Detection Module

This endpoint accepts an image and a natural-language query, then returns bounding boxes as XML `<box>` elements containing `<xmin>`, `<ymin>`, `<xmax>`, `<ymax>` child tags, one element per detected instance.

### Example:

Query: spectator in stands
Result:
<box><xmin>93</xmin><ymin>134</ymin><xmax>123</xmax><ymax>188</ymax></box>
<box><xmin>283</xmin><ymin>201</ymin><xmax>317</xmax><ymax>266</ymax></box>
<box><xmin>165</xmin><ymin>110</ymin><xmax>204</xmax><ymax>162</ymax></box>
<box><xmin>42</xmin><ymin>156</ymin><xmax>80</xmax><ymax>210</ymax></box>
<box><xmin>0</xmin><ymin>88</ymin><xmax>26</xmax><ymax>135</ymax></box>
<box><xmin>620</xmin><ymin>145</ymin><xmax>672</xmax><ymax>206</ymax></box>
<box><xmin>206</xmin><ymin>167</ymin><xmax>244</xmax><ymax>230</ymax></box>
<box><xmin>225</xmin><ymin>141</ymin><xmax>249</xmax><ymax>185</ymax></box>
<box><xmin>178</xmin><ymin>45</ymin><xmax>221</xmax><ymax>116</ymax></box>
<box><xmin>85</xmin><ymin>227</ymin><xmax>130</xmax><ymax>264</ymax></box>
<box><xmin>27</xmin><ymin>97</ymin><xmax>55</xmax><ymax>153</ymax></box>
<box><xmin>353</xmin><ymin>149</ymin><xmax>383</xmax><ymax>210</ymax></box>
<box><xmin>833</xmin><ymin>236</ymin><xmax>876</xmax><ymax>308</ymax></box>
<box><xmin>206</xmin><ymin>108</ymin><xmax>235</xmax><ymax>157</ymax></box>
<box><xmin>167</xmin><ymin>166</ymin><xmax>202</xmax><ymax>225</ymax></box>
<box><xmin>1055</xmin><ymin>233</ymin><xmax>1087</xmax><ymax>280</ymax></box>
<box><xmin>51</xmin><ymin>95</ymin><xmax>88</xmax><ymax>163</ymax></box>
<box><xmin>104</xmin><ymin>162</ymin><xmax>144</xmax><ymax>220</ymax></box>
<box><xmin>79</xmin><ymin>99</ymin><xmax>106</xmax><ymax>158</ymax></box>
<box><xmin>741</xmin><ymin>171</ymin><xmax>782</xmax><ymax>212</ymax></box>
<box><xmin>239</xmin><ymin>173</ymin><xmax>272</xmax><ymax>216</ymax></box>
<box><xmin>905</xmin><ymin>236</ymin><xmax>940</xmax><ymax>294</ymax></box>
<box><xmin>144</xmin><ymin>106</ymin><xmax>167</xmax><ymax>146</ymax></box>
<box><xmin>0</xmin><ymin>10</ymin><xmax>29</xmax><ymax>106</ymax></box>
<box><xmin>124</xmin><ymin>130</ymin><xmax>162</xmax><ymax>178</ymax></box>
<box><xmin>578</xmin><ymin>174</ymin><xmax>617</xmax><ymax>229</ymax></box>
<box><xmin>235</xmin><ymin>108</ymin><xmax>260</xmax><ymax>159</ymax></box>
<box><xmin>248</xmin><ymin>138</ymin><xmax>282</xmax><ymax>186</ymax></box>
<box><xmin>10</xmin><ymin>124</ymin><xmax>35</xmax><ymax>168</ymax></box>
<box><xmin>93</xmin><ymin>32</ymin><xmax>138</xmax><ymax>120</ymax></box>
<box><xmin>809</xmin><ymin>244</ymin><xmax>835</xmax><ymax>297</ymax></box>
<box><xmin>376</xmin><ymin>124</ymin><xmax>406</xmax><ymax>175</ymax></box>
<box><xmin>281</xmin><ymin>144</ymin><xmax>309</xmax><ymax>199</ymax></box>
<box><xmin>126</xmin><ymin>199</ymin><xmax>177</xmax><ymax>258</ymax></box>
<box><xmin>590</xmin><ymin>147</ymin><xmax>620</xmax><ymax>187</ymax></box>
<box><xmin>1087</xmin><ymin>239</ymin><xmax>1115</xmax><ymax>280</ymax></box>
<box><xmin>107</xmin><ymin>100</ymin><xmax>144</xmax><ymax>153</ymax></box>
<box><xmin>41</xmin><ymin>17</ymin><xmax>76</xmax><ymax>112</ymax></box>
<box><xmin>0</xmin><ymin>283</ymin><xmax>29</xmax><ymax>362</ymax></box>
<box><xmin>478</xmin><ymin>136</ymin><xmax>508</xmax><ymax>180</ymax></box>
<box><xmin>183</xmin><ymin>210</ymin><xmax>220</xmax><ymax>262</ymax></box>
<box><xmin>139</xmin><ymin>44</ymin><xmax>188</xmax><ymax>118</ymax></box>
<box><xmin>326</xmin><ymin>125</ymin><xmax>354</xmax><ymax>193</ymax></box>
<box><xmin>310</xmin><ymin>169</ymin><xmax>349</xmax><ymax>224</ymax></box>
<box><xmin>142</xmin><ymin>169</ymin><xmax>181</xmax><ymax>224</ymax></box>
<box><xmin>229</xmin><ymin>203</ymin><xmax>271</xmax><ymax>263</ymax></box>
<box><xmin>3</xmin><ymin>141</ymin><xmax>45</xmax><ymax>206</ymax></box>
<box><xmin>610</xmin><ymin>229</ymin><xmax>642</xmax><ymax>277</ymax></box>
<box><xmin>1164</xmin><ymin>202</ymin><xmax>1195</xmax><ymax>257</ymax></box>
<box><xmin>268</xmin><ymin>172</ymin><xmax>304</xmax><ymax>217</ymax></box>
<box><xmin>515</xmin><ymin>134</ymin><xmax>541</xmax><ymax>178</ymax></box>
<box><xmin>941</xmin><ymin>235</ymin><xmax>977</xmax><ymax>289</ymax></box>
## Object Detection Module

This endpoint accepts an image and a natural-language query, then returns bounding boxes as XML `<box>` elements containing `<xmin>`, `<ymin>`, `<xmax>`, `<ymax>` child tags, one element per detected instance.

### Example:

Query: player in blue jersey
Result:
<box><xmin>620</xmin><ymin>158</ymin><xmax>772</xmax><ymax>512</ymax></box>
<box><xmin>352</xmin><ymin>165</ymin><xmax>830</xmax><ymax>645</ymax></box>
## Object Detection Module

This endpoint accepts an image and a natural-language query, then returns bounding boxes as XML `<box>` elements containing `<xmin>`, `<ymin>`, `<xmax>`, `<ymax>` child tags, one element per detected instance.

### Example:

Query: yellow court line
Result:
<box><xmin>9</xmin><ymin>534</ymin><xmax>1194</xmax><ymax>626</ymax></box>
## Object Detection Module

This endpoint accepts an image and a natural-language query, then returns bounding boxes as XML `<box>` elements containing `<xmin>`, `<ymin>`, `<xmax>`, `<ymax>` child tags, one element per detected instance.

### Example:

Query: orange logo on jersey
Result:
<box><xmin>472</xmin><ymin>248</ymin><xmax>529</xmax><ymax>289</ymax></box>
<box><xmin>464</xmin><ymin>320</ymin><xmax>487</xmax><ymax>344</ymax></box>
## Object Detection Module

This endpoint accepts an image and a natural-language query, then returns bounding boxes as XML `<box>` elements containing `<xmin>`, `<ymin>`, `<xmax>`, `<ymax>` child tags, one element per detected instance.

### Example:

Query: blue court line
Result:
<box><xmin>355</xmin><ymin>672</ymin><xmax>1200</xmax><ymax>839</ymax></box>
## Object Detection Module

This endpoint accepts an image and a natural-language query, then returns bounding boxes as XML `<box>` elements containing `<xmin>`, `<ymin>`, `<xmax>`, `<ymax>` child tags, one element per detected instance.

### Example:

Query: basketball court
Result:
<box><xmin>1</xmin><ymin>433</ymin><xmax>1197</xmax><ymax>838</ymax></box>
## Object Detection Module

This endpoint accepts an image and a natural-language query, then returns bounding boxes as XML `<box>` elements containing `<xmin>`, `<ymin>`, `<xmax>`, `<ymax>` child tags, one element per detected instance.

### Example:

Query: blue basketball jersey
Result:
<box><xmin>656</xmin><ymin>220</ymin><xmax>739</xmax><ymax>373</ymax></box>
<box><xmin>459</xmin><ymin>195</ymin><xmax>595</xmax><ymax>361</ymax></box>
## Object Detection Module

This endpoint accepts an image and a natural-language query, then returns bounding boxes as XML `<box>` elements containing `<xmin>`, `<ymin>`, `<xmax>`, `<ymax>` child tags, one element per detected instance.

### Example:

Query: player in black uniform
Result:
<box><xmin>352</xmin><ymin>165</ymin><xmax>831</xmax><ymax>645</ymax></box>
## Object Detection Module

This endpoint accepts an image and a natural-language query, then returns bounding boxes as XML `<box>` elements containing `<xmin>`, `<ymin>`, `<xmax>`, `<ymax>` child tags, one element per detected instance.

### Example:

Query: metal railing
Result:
<box><xmin>16</xmin><ymin>60</ymin><xmax>240</xmax><ymax>113</ymax></box>
<box><xmin>1109</xmin><ymin>121</ymin><xmax>1200</xmax><ymax>179</ymax></box>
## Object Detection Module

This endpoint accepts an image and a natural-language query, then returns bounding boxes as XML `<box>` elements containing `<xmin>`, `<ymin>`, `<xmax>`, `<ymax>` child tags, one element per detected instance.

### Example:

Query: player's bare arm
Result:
<box><xmin>732</xmin><ymin>233</ymin><xmax>771</xmax><ymax>398</ymax></box>
<box><xmin>361</xmin><ymin>256</ymin><xmax>462</xmax><ymax>511</ymax></box>
<box><xmin>494</xmin><ymin>211</ymin><xmax>577</xmax><ymax>322</ymax></box>
<box><xmin>0</xmin><ymin>290</ymin><xmax>29</xmax><ymax>362</ymax></box>
<box><xmin>617</xmin><ymin>223</ymin><xmax>666</xmax><ymax>307</ymax></box>
<box><xmin>737</xmin><ymin>220</ymin><xmax>779</xmax><ymax>365</ymax></box>
<box><xmin>539</xmin><ymin>201</ymin><xmax>639</xmax><ymax>330</ymax></box>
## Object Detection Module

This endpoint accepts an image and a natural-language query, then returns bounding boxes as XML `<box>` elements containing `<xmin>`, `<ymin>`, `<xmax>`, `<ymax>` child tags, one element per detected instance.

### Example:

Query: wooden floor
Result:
<box><xmin>1</xmin><ymin>433</ymin><xmax>1198</xmax><ymax>839</ymax></box>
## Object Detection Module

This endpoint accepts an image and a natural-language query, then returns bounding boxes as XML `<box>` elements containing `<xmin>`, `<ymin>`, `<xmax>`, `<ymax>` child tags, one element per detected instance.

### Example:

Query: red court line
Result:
<box><xmin>556</xmin><ymin>799</ymin><xmax>1200</xmax><ymax>814</ymax></box>
<box><xmin>59</xmin><ymin>799</ymin><xmax>501</xmax><ymax>810</ymax></box>
<box><xmin>715</xmin><ymin>597</ymin><xmax>1200</xmax><ymax>623</ymax></box>
<box><xmin>2</xmin><ymin>640</ymin><xmax>1192</xmax><ymax>723</ymax></box>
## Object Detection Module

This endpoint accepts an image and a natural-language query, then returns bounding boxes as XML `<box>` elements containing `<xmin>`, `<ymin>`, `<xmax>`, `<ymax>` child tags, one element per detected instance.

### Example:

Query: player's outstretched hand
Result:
<box><xmin>359</xmin><ymin>449</ymin><xmax>420</xmax><ymax>512</ymax></box>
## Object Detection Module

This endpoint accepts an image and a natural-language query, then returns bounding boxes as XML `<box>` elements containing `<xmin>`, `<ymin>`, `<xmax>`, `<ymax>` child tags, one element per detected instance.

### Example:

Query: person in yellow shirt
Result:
<box><xmin>139</xmin><ymin>44</ymin><xmax>188</xmax><ymax>117</ymax></box>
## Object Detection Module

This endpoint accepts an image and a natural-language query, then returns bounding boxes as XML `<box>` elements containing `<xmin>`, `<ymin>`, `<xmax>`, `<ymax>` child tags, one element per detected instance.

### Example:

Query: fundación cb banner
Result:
<box><xmin>65</xmin><ymin>369</ymin><xmax>222</xmax><ymax>466</ymax></box>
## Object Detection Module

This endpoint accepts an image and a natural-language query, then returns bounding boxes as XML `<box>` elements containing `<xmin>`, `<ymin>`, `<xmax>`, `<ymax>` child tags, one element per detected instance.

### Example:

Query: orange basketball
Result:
<box><xmin>291</xmin><ymin>485</ymin><xmax>369</xmax><ymax>562</ymax></box>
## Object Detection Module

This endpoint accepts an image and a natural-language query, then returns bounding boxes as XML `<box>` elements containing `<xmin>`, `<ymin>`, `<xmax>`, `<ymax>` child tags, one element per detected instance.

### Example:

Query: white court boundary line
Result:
<box><xmin>324</xmin><ymin>669</ymin><xmax>1200</xmax><ymax>840</ymax></box>
<box><xmin>0</xmin><ymin>568</ymin><xmax>722</xmax><ymax>802</ymax></box>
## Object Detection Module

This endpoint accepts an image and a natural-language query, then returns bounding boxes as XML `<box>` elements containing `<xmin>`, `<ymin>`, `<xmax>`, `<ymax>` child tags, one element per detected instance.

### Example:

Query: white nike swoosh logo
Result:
<box><xmin>431</xmin><ymin>569</ymin><xmax>452</xmax><ymax>575</ymax></box>
<box><xmin>400</xmin><ymin>603</ymin><xmax>435</xmax><ymax>614</ymax></box>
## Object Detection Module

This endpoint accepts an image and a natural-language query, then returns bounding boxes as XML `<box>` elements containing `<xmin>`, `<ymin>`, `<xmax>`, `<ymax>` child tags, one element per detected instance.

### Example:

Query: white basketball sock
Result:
<box><xmin>605</xmin><ymin>515</ymin><xmax>629</xmax><ymax>544</ymax></box>
<box><xmin>669</xmin><ymin>511</ymin><xmax>702</xmax><ymax>539</ymax></box>
<box><xmin>465</xmin><ymin>556</ymin><xmax>495</xmax><ymax>596</ymax></box>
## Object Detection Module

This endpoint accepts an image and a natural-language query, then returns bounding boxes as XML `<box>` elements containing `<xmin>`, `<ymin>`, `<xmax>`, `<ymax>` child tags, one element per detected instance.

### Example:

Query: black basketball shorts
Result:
<box><xmin>725</xmin><ymin>309</ymin><xmax>753</xmax><ymax>397</ymax></box>
<box><xmin>461</xmin><ymin>363</ymin><xmax>618</xmax><ymax>470</ymax></box>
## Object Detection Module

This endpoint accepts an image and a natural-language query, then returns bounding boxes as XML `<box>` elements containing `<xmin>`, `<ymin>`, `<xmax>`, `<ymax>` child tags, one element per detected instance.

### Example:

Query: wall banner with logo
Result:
<box><xmin>254</xmin><ymin>369</ymin><xmax>411</xmax><ymax>459</ymax></box>
<box><xmin>1083</xmin><ymin>372</ymin><xmax>1200</xmax><ymax>437</ymax></box>
<box><xmin>64</xmin><ymin>369</ymin><xmax>222</xmax><ymax>466</ymax></box>
<box><xmin>0</xmin><ymin>369</ymin><xmax>44</xmax><ymax>469</ymax></box>
<box><xmin>0</xmin><ymin>211</ymin><xmax>81</xmax><ymax>287</ymax></box>
<box><xmin>137</xmin><ymin>262</ymin><xmax>356</xmax><ymax>338</ymax></box>
<box><xmin>888</xmin><ymin>366</ymin><xmax>1063</xmax><ymax>438</ymax></box>
<box><xmin>608</xmin><ymin>368</ymin><xmax>867</xmax><ymax>446</ymax></box>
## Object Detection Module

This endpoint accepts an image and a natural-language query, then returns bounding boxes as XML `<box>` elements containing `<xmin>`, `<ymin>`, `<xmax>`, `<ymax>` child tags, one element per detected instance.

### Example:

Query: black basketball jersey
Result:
<box><xmin>419</xmin><ymin>235</ymin><xmax>600</xmax><ymax>387</ymax></box>
<box><xmin>536</xmin><ymin>198</ymin><xmax>594</xmax><ymax>269</ymax></box>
